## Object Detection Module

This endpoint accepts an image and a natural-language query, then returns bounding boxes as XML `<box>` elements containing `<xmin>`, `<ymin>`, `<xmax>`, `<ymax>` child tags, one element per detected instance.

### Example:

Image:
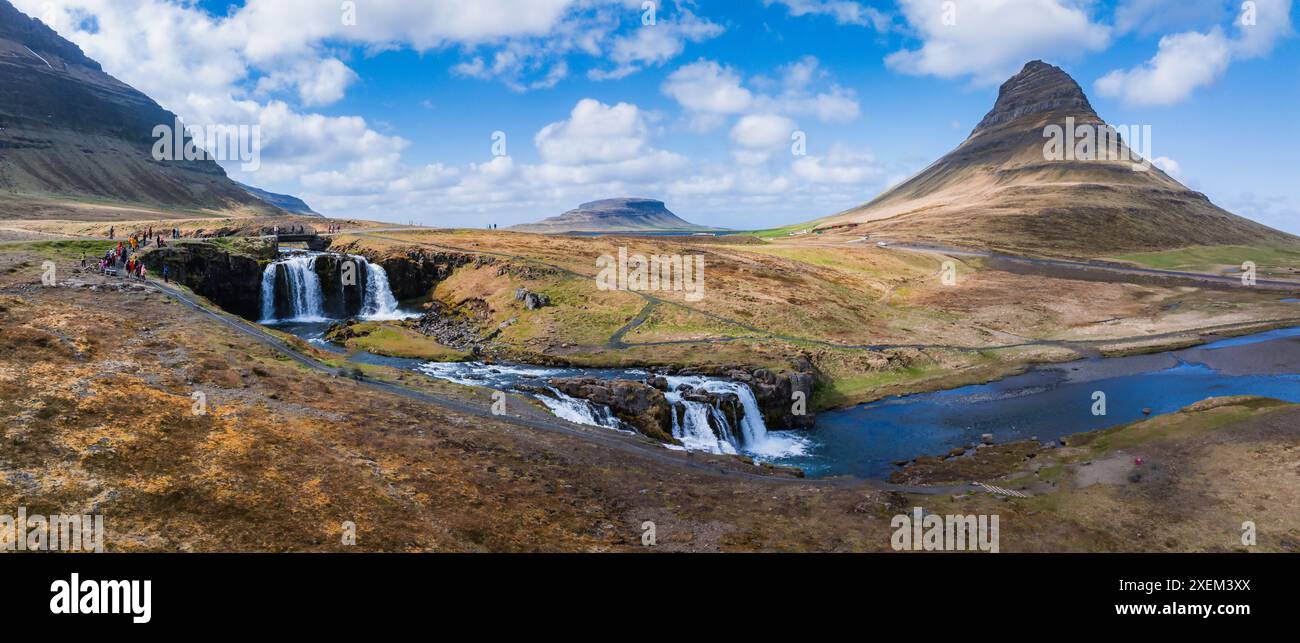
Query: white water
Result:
<box><xmin>534</xmin><ymin>387</ymin><xmax>632</xmax><ymax>433</ymax></box>
<box><xmin>410</xmin><ymin>361</ymin><xmax>808</xmax><ymax>460</ymax></box>
<box><xmin>260</xmin><ymin>254</ymin><xmax>327</xmax><ymax>323</ymax></box>
<box><xmin>663</xmin><ymin>375</ymin><xmax>809</xmax><ymax>458</ymax></box>
<box><xmin>355</xmin><ymin>256</ymin><xmax>404</xmax><ymax>320</ymax></box>
<box><xmin>260</xmin><ymin>252</ymin><xmax>409</xmax><ymax>323</ymax></box>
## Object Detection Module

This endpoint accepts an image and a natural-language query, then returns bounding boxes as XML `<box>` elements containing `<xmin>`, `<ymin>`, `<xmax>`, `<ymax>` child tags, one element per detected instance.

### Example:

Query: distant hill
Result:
<box><xmin>238</xmin><ymin>183</ymin><xmax>320</xmax><ymax>216</ymax></box>
<box><xmin>0</xmin><ymin>0</ymin><xmax>281</xmax><ymax>219</ymax></box>
<box><xmin>511</xmin><ymin>198</ymin><xmax>717</xmax><ymax>234</ymax></box>
<box><xmin>815</xmin><ymin>60</ymin><xmax>1295</xmax><ymax>257</ymax></box>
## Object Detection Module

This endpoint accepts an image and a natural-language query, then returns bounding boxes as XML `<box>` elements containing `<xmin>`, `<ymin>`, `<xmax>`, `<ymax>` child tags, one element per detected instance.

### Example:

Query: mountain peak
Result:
<box><xmin>972</xmin><ymin>60</ymin><xmax>1097</xmax><ymax>134</ymax></box>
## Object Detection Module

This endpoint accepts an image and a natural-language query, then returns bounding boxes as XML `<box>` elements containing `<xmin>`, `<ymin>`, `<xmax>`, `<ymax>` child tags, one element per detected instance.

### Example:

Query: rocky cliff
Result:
<box><xmin>142</xmin><ymin>244</ymin><xmax>268</xmax><ymax>320</ymax></box>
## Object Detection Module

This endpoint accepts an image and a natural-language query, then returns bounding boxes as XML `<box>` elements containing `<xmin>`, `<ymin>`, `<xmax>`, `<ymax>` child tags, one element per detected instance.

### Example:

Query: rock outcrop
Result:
<box><xmin>514</xmin><ymin>288</ymin><xmax>550</xmax><ymax>310</ymax></box>
<box><xmin>407</xmin><ymin>301</ymin><xmax>488</xmax><ymax>354</ymax></box>
<box><xmin>142</xmin><ymin>244</ymin><xmax>266</xmax><ymax>320</ymax></box>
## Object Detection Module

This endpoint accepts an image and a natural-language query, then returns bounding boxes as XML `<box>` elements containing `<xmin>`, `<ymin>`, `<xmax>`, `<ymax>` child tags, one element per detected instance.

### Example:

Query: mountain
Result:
<box><xmin>816</xmin><ymin>60</ymin><xmax>1294</xmax><ymax>257</ymax></box>
<box><xmin>0</xmin><ymin>1</ymin><xmax>280</xmax><ymax>218</ymax></box>
<box><xmin>511</xmin><ymin>198</ymin><xmax>717</xmax><ymax>234</ymax></box>
<box><xmin>238</xmin><ymin>183</ymin><xmax>320</xmax><ymax>216</ymax></box>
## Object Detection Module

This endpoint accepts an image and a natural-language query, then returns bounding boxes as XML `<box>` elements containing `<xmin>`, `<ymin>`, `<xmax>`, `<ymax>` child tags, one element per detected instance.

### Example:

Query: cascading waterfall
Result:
<box><xmin>663</xmin><ymin>376</ymin><xmax>773</xmax><ymax>455</ymax></box>
<box><xmin>409</xmin><ymin>360</ymin><xmax>809</xmax><ymax>459</ymax></box>
<box><xmin>535</xmin><ymin>387</ymin><xmax>630</xmax><ymax>432</ymax></box>
<box><xmin>260</xmin><ymin>252</ymin><xmax>405</xmax><ymax>323</ymax></box>
<box><xmin>355</xmin><ymin>256</ymin><xmax>402</xmax><ymax>320</ymax></box>
<box><xmin>260</xmin><ymin>253</ymin><xmax>326</xmax><ymax>322</ymax></box>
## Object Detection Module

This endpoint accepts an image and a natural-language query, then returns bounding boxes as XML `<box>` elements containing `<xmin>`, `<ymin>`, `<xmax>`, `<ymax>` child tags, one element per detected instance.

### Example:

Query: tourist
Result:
<box><xmin>163</xmin><ymin>265</ymin><xmax>169</xmax><ymax>283</ymax></box>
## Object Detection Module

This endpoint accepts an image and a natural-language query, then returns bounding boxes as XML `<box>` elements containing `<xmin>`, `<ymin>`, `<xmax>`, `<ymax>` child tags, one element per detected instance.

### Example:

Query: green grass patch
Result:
<box><xmin>338</xmin><ymin>322</ymin><xmax>470</xmax><ymax>362</ymax></box>
<box><xmin>26</xmin><ymin>240</ymin><xmax>117</xmax><ymax>259</ymax></box>
<box><xmin>1110</xmin><ymin>244</ymin><xmax>1300</xmax><ymax>273</ymax></box>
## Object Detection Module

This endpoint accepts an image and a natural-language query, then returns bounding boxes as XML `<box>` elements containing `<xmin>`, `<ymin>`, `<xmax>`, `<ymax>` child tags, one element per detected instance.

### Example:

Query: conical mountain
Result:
<box><xmin>820</xmin><ymin>60</ymin><xmax>1294</xmax><ymax>257</ymax></box>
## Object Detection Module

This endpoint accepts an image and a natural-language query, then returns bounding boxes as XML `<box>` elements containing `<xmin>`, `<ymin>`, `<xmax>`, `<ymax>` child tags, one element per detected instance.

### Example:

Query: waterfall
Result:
<box><xmin>260</xmin><ymin>253</ymin><xmax>326</xmax><ymax>322</ymax></box>
<box><xmin>356</xmin><ymin>257</ymin><xmax>402</xmax><ymax>320</ymax></box>
<box><xmin>534</xmin><ymin>387</ymin><xmax>630</xmax><ymax>432</ymax></box>
<box><xmin>259</xmin><ymin>263</ymin><xmax>277</xmax><ymax>322</ymax></box>
<box><xmin>260</xmin><ymin>252</ymin><xmax>406</xmax><ymax>323</ymax></box>
<box><xmin>661</xmin><ymin>376</ymin><xmax>807</xmax><ymax>458</ymax></box>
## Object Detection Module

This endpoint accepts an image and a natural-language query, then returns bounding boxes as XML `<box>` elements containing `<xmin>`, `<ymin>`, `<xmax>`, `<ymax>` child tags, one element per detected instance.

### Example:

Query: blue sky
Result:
<box><xmin>20</xmin><ymin>1</ymin><xmax>1300</xmax><ymax>232</ymax></box>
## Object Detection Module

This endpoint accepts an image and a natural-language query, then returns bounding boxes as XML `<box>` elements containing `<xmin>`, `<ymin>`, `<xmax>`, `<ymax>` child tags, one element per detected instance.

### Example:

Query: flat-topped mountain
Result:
<box><xmin>512</xmin><ymin>198</ymin><xmax>716</xmax><ymax>234</ymax></box>
<box><xmin>0</xmin><ymin>0</ymin><xmax>279</xmax><ymax>218</ymax></box>
<box><xmin>817</xmin><ymin>60</ymin><xmax>1295</xmax><ymax>257</ymax></box>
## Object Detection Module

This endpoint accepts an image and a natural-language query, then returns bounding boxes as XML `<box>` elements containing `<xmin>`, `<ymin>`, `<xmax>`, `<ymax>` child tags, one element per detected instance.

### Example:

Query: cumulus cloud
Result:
<box><xmin>885</xmin><ymin>0</ymin><xmax>1111</xmax><ymax>85</ymax></box>
<box><xmin>536</xmin><ymin>99</ymin><xmax>654</xmax><ymax>165</ymax></box>
<box><xmin>662</xmin><ymin>60</ymin><xmax>755</xmax><ymax>115</ymax></box>
<box><xmin>1095</xmin><ymin>29</ymin><xmax>1233</xmax><ymax>105</ymax></box>
<box><xmin>1095</xmin><ymin>0</ymin><xmax>1293</xmax><ymax>106</ymax></box>
<box><xmin>663</xmin><ymin>56</ymin><xmax>860</xmax><ymax>134</ymax></box>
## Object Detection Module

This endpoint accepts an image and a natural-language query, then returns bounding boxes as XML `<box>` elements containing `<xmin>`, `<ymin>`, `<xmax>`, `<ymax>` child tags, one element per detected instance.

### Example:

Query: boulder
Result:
<box><xmin>514</xmin><ymin>288</ymin><xmax>550</xmax><ymax>310</ymax></box>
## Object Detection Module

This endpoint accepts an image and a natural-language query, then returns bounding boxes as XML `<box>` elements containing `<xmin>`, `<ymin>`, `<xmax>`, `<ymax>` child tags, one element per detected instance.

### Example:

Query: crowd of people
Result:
<box><xmin>92</xmin><ymin>227</ymin><xmax>177</xmax><ymax>283</ymax></box>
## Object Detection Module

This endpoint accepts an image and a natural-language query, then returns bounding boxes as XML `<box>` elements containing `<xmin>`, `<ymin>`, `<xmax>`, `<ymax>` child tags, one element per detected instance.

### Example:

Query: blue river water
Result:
<box><xmin>770</xmin><ymin>328</ymin><xmax>1300</xmax><ymax>478</ymax></box>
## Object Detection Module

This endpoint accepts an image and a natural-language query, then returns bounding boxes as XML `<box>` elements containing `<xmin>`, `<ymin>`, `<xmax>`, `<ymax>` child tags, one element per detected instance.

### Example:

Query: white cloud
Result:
<box><xmin>1095</xmin><ymin>0</ymin><xmax>1293</xmax><ymax>106</ymax></box>
<box><xmin>256</xmin><ymin>58</ymin><xmax>359</xmax><ymax>107</ymax></box>
<box><xmin>764</xmin><ymin>0</ymin><xmax>892</xmax><ymax>30</ymax></box>
<box><xmin>793</xmin><ymin>146</ymin><xmax>884</xmax><ymax>184</ymax></box>
<box><xmin>885</xmin><ymin>0</ymin><xmax>1111</xmax><ymax>84</ymax></box>
<box><xmin>536</xmin><ymin>99</ymin><xmax>653</xmax><ymax>165</ymax></box>
<box><xmin>731</xmin><ymin>114</ymin><xmax>799</xmax><ymax>151</ymax></box>
<box><xmin>590</xmin><ymin>8</ymin><xmax>724</xmax><ymax>80</ymax></box>
<box><xmin>661</xmin><ymin>60</ymin><xmax>755</xmax><ymax>115</ymax></box>
<box><xmin>663</xmin><ymin>57</ymin><xmax>861</xmax><ymax>131</ymax></box>
<box><xmin>1151</xmin><ymin>156</ymin><xmax>1183</xmax><ymax>180</ymax></box>
<box><xmin>1095</xmin><ymin>30</ymin><xmax>1233</xmax><ymax>105</ymax></box>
